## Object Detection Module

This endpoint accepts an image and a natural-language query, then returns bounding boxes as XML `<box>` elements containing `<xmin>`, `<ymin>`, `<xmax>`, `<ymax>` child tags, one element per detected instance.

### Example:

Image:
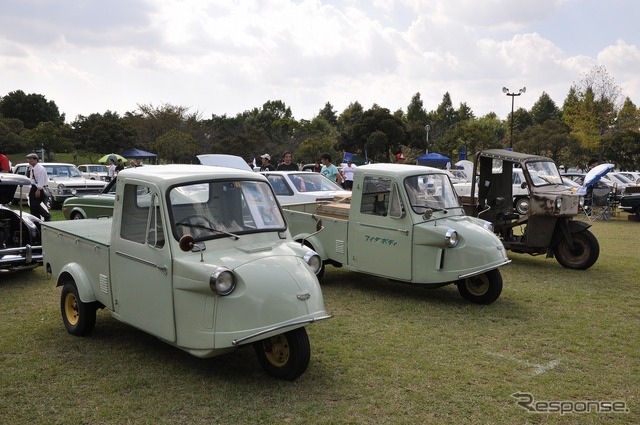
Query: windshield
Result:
<box><xmin>169</xmin><ymin>180</ymin><xmax>286</xmax><ymax>241</ymax></box>
<box><xmin>404</xmin><ymin>174</ymin><xmax>461</xmax><ymax>213</ymax></box>
<box><xmin>524</xmin><ymin>161</ymin><xmax>563</xmax><ymax>186</ymax></box>
<box><xmin>88</xmin><ymin>165</ymin><xmax>107</xmax><ymax>173</ymax></box>
<box><xmin>44</xmin><ymin>165</ymin><xmax>83</xmax><ymax>178</ymax></box>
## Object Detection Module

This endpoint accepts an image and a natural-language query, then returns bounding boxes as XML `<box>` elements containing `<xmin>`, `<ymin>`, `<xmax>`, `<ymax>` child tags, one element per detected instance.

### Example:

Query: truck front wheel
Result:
<box><xmin>61</xmin><ymin>281</ymin><xmax>97</xmax><ymax>336</ymax></box>
<box><xmin>456</xmin><ymin>269</ymin><xmax>503</xmax><ymax>304</ymax></box>
<box><xmin>254</xmin><ymin>327</ymin><xmax>310</xmax><ymax>381</ymax></box>
<box><xmin>554</xmin><ymin>229</ymin><xmax>599</xmax><ymax>270</ymax></box>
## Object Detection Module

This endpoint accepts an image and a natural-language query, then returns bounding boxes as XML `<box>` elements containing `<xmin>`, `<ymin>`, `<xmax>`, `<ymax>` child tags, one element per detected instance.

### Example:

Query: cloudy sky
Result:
<box><xmin>1</xmin><ymin>0</ymin><xmax>638</xmax><ymax>123</ymax></box>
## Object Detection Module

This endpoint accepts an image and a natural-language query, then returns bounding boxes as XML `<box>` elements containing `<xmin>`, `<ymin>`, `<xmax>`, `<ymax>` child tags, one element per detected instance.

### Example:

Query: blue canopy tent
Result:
<box><xmin>120</xmin><ymin>148</ymin><xmax>157</xmax><ymax>164</ymax></box>
<box><xmin>416</xmin><ymin>152</ymin><xmax>451</xmax><ymax>169</ymax></box>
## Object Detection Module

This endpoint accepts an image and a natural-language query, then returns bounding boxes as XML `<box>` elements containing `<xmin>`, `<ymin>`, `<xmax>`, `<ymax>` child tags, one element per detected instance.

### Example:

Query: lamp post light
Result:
<box><xmin>425</xmin><ymin>124</ymin><xmax>431</xmax><ymax>154</ymax></box>
<box><xmin>502</xmin><ymin>86</ymin><xmax>526</xmax><ymax>148</ymax></box>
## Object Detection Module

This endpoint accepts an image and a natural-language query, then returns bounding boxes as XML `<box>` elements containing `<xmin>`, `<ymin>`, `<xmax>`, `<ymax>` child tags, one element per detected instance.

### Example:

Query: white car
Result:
<box><xmin>13</xmin><ymin>162</ymin><xmax>107</xmax><ymax>209</ymax></box>
<box><xmin>617</xmin><ymin>171</ymin><xmax>640</xmax><ymax>183</ymax></box>
<box><xmin>261</xmin><ymin>171</ymin><xmax>351</xmax><ymax>205</ymax></box>
<box><xmin>77</xmin><ymin>164</ymin><xmax>109</xmax><ymax>181</ymax></box>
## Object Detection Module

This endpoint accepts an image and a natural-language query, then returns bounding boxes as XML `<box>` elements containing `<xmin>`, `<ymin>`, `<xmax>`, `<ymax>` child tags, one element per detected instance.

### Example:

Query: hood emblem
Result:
<box><xmin>297</xmin><ymin>292</ymin><xmax>311</xmax><ymax>301</ymax></box>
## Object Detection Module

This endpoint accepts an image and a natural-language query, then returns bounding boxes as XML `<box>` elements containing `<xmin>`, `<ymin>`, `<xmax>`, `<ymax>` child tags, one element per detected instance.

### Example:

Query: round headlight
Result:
<box><xmin>58</xmin><ymin>183</ymin><xmax>65</xmax><ymax>190</ymax></box>
<box><xmin>445</xmin><ymin>228</ymin><xmax>458</xmax><ymax>248</ymax></box>
<box><xmin>555</xmin><ymin>197</ymin><xmax>562</xmax><ymax>209</ymax></box>
<box><xmin>71</xmin><ymin>188</ymin><xmax>77</xmax><ymax>195</ymax></box>
<box><xmin>303</xmin><ymin>251</ymin><xmax>322</xmax><ymax>274</ymax></box>
<box><xmin>482</xmin><ymin>220</ymin><xmax>494</xmax><ymax>232</ymax></box>
<box><xmin>210</xmin><ymin>267</ymin><xmax>236</xmax><ymax>296</ymax></box>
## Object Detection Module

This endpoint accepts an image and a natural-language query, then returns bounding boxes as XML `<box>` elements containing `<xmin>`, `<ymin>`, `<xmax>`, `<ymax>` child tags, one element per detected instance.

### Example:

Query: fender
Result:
<box><xmin>68</xmin><ymin>206</ymin><xmax>87</xmax><ymax>219</ymax></box>
<box><xmin>56</xmin><ymin>262</ymin><xmax>97</xmax><ymax>303</ymax></box>
<box><xmin>293</xmin><ymin>233</ymin><xmax>328</xmax><ymax>260</ymax></box>
<box><xmin>550</xmin><ymin>219</ymin><xmax>591</xmax><ymax>248</ymax></box>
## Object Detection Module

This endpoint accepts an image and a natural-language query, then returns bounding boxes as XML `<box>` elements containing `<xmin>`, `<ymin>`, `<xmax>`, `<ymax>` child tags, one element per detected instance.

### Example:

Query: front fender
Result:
<box><xmin>56</xmin><ymin>262</ymin><xmax>97</xmax><ymax>303</ymax></box>
<box><xmin>292</xmin><ymin>234</ymin><xmax>328</xmax><ymax>260</ymax></box>
<box><xmin>551</xmin><ymin>219</ymin><xmax>591</xmax><ymax>248</ymax></box>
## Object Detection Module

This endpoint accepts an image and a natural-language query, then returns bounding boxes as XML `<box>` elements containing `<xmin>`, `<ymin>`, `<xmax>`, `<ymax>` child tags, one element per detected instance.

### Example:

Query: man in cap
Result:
<box><xmin>26</xmin><ymin>153</ymin><xmax>51</xmax><ymax>221</ymax></box>
<box><xmin>341</xmin><ymin>159</ymin><xmax>356</xmax><ymax>190</ymax></box>
<box><xmin>259</xmin><ymin>153</ymin><xmax>275</xmax><ymax>171</ymax></box>
<box><xmin>396</xmin><ymin>153</ymin><xmax>406</xmax><ymax>164</ymax></box>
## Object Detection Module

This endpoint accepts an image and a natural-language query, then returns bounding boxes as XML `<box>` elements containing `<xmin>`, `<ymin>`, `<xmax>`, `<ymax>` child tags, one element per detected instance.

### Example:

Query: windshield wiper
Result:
<box><xmin>178</xmin><ymin>222</ymin><xmax>240</xmax><ymax>240</ymax></box>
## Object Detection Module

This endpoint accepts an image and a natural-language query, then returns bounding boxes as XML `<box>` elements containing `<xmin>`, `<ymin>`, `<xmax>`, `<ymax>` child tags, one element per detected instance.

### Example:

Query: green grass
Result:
<box><xmin>1</xmin><ymin>216</ymin><xmax>638</xmax><ymax>424</ymax></box>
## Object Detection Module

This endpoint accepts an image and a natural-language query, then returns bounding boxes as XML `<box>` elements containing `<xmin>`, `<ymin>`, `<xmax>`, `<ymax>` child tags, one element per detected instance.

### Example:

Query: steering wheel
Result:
<box><xmin>176</xmin><ymin>215</ymin><xmax>217</xmax><ymax>238</ymax></box>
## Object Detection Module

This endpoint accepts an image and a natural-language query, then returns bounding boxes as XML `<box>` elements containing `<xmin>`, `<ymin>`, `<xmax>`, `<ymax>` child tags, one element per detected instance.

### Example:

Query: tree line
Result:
<box><xmin>1</xmin><ymin>65</ymin><xmax>639</xmax><ymax>170</ymax></box>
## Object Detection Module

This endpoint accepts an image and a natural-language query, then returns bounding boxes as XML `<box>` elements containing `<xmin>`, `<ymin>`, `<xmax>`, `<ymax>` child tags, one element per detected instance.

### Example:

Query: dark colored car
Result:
<box><xmin>62</xmin><ymin>178</ymin><xmax>117</xmax><ymax>220</ymax></box>
<box><xmin>619</xmin><ymin>193</ymin><xmax>640</xmax><ymax>220</ymax></box>
<box><xmin>0</xmin><ymin>174</ymin><xmax>43</xmax><ymax>272</ymax></box>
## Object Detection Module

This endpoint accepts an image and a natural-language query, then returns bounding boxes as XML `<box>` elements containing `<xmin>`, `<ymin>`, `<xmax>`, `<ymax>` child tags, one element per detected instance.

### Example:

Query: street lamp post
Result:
<box><xmin>502</xmin><ymin>86</ymin><xmax>526</xmax><ymax>148</ymax></box>
<box><xmin>425</xmin><ymin>124</ymin><xmax>431</xmax><ymax>154</ymax></box>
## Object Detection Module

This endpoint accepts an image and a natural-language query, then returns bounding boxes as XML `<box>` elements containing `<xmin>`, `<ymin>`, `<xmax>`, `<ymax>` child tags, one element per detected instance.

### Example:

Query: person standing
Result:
<box><xmin>0</xmin><ymin>147</ymin><xmax>10</xmax><ymax>172</ymax></box>
<box><xmin>341</xmin><ymin>160</ymin><xmax>356</xmax><ymax>190</ymax></box>
<box><xmin>26</xmin><ymin>153</ymin><xmax>51</xmax><ymax>221</ymax></box>
<box><xmin>396</xmin><ymin>153</ymin><xmax>406</xmax><ymax>164</ymax></box>
<box><xmin>277</xmin><ymin>151</ymin><xmax>300</xmax><ymax>171</ymax></box>
<box><xmin>107</xmin><ymin>158</ymin><xmax>116</xmax><ymax>181</ymax></box>
<box><xmin>276</xmin><ymin>151</ymin><xmax>299</xmax><ymax>171</ymax></box>
<box><xmin>320</xmin><ymin>153</ymin><xmax>339</xmax><ymax>183</ymax></box>
<box><xmin>259</xmin><ymin>154</ymin><xmax>276</xmax><ymax>171</ymax></box>
<box><xmin>115</xmin><ymin>158</ymin><xmax>125</xmax><ymax>174</ymax></box>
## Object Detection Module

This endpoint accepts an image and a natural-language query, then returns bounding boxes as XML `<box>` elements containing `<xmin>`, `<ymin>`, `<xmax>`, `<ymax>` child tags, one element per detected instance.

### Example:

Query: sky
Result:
<box><xmin>1</xmin><ymin>0</ymin><xmax>639</xmax><ymax>123</ymax></box>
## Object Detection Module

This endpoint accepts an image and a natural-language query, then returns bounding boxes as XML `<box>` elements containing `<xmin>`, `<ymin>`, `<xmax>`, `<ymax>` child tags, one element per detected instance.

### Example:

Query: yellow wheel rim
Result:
<box><xmin>264</xmin><ymin>334</ymin><xmax>290</xmax><ymax>367</ymax></box>
<box><xmin>64</xmin><ymin>293</ymin><xmax>80</xmax><ymax>326</ymax></box>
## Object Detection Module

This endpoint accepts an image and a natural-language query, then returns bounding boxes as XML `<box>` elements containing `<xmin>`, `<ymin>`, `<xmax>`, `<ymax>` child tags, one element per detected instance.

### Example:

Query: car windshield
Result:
<box><xmin>609</xmin><ymin>174</ymin><xmax>632</xmax><ymax>184</ymax></box>
<box><xmin>169</xmin><ymin>180</ymin><xmax>286</xmax><ymax>241</ymax></box>
<box><xmin>524</xmin><ymin>161</ymin><xmax>563</xmax><ymax>186</ymax></box>
<box><xmin>44</xmin><ymin>165</ymin><xmax>83</xmax><ymax>178</ymax></box>
<box><xmin>404</xmin><ymin>173</ymin><xmax>461</xmax><ymax>212</ymax></box>
<box><xmin>287</xmin><ymin>173</ymin><xmax>344</xmax><ymax>192</ymax></box>
<box><xmin>88</xmin><ymin>165</ymin><xmax>107</xmax><ymax>173</ymax></box>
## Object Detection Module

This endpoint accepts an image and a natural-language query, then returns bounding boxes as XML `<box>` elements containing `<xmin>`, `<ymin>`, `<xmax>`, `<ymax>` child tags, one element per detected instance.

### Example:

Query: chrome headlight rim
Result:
<box><xmin>445</xmin><ymin>228</ymin><xmax>459</xmax><ymax>248</ymax></box>
<box><xmin>555</xmin><ymin>197</ymin><xmax>562</xmax><ymax>209</ymax></box>
<box><xmin>303</xmin><ymin>251</ymin><xmax>322</xmax><ymax>274</ymax></box>
<box><xmin>210</xmin><ymin>267</ymin><xmax>236</xmax><ymax>296</ymax></box>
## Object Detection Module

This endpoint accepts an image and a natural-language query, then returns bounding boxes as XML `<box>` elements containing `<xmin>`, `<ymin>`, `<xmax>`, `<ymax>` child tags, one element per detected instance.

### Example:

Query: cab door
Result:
<box><xmin>110</xmin><ymin>183</ymin><xmax>175</xmax><ymax>341</ymax></box>
<box><xmin>349</xmin><ymin>177</ymin><xmax>413</xmax><ymax>280</ymax></box>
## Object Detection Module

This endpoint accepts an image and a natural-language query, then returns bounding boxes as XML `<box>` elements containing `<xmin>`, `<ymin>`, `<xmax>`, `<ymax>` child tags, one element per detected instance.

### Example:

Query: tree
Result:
<box><xmin>20</xmin><ymin>121</ymin><xmax>74</xmax><ymax>160</ymax></box>
<box><xmin>71</xmin><ymin>111</ymin><xmax>135</xmax><ymax>160</ymax></box>
<box><xmin>0</xmin><ymin>117</ymin><xmax>26</xmax><ymax>153</ymax></box>
<box><xmin>317</xmin><ymin>102</ymin><xmax>338</xmax><ymax>127</ymax></box>
<box><xmin>530</xmin><ymin>92</ymin><xmax>561</xmax><ymax>125</ymax></box>
<box><xmin>0</xmin><ymin>90</ymin><xmax>65</xmax><ymax>129</ymax></box>
<box><xmin>151</xmin><ymin>130</ymin><xmax>198</xmax><ymax>163</ymax></box>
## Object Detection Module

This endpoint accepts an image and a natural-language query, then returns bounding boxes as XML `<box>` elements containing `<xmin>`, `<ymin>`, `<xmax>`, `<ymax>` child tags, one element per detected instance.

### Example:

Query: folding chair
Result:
<box><xmin>582</xmin><ymin>190</ymin><xmax>614</xmax><ymax>221</ymax></box>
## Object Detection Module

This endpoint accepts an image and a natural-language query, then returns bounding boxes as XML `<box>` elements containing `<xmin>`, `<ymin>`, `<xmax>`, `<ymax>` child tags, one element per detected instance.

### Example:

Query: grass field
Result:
<box><xmin>0</xmin><ymin>215</ymin><xmax>638</xmax><ymax>424</ymax></box>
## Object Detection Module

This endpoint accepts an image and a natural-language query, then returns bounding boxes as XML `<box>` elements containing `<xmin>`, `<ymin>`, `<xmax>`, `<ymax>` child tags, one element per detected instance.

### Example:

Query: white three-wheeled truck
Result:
<box><xmin>282</xmin><ymin>164</ymin><xmax>511</xmax><ymax>304</ymax></box>
<box><xmin>41</xmin><ymin>165</ymin><xmax>331</xmax><ymax>380</ymax></box>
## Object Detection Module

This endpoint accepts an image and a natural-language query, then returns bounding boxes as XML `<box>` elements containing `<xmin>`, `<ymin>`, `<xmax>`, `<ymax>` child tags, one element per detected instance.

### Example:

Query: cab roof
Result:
<box><xmin>117</xmin><ymin>164</ymin><xmax>265</xmax><ymax>188</ymax></box>
<box><xmin>355</xmin><ymin>163</ymin><xmax>448</xmax><ymax>178</ymax></box>
<box><xmin>477</xmin><ymin>149</ymin><xmax>553</xmax><ymax>164</ymax></box>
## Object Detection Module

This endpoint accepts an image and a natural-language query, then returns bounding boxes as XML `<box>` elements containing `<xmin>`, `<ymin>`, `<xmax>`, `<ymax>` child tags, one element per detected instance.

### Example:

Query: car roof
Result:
<box><xmin>477</xmin><ymin>149</ymin><xmax>553</xmax><ymax>164</ymax></box>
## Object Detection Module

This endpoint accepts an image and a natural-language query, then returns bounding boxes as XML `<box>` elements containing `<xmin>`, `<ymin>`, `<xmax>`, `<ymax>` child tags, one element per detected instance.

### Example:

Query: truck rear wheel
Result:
<box><xmin>254</xmin><ymin>327</ymin><xmax>310</xmax><ymax>381</ymax></box>
<box><xmin>61</xmin><ymin>281</ymin><xmax>97</xmax><ymax>336</ymax></box>
<box><xmin>456</xmin><ymin>269</ymin><xmax>503</xmax><ymax>304</ymax></box>
<box><xmin>554</xmin><ymin>229</ymin><xmax>599</xmax><ymax>270</ymax></box>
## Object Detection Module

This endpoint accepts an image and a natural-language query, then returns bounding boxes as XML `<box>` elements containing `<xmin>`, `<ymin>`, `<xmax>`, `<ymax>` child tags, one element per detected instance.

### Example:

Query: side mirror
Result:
<box><xmin>521</xmin><ymin>181</ymin><xmax>527</xmax><ymax>189</ymax></box>
<box><xmin>179</xmin><ymin>235</ymin><xmax>195</xmax><ymax>252</ymax></box>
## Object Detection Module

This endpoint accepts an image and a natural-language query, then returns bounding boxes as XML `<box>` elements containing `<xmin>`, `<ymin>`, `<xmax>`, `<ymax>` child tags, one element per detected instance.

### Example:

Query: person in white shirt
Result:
<box><xmin>26</xmin><ymin>153</ymin><xmax>51</xmax><ymax>221</ymax></box>
<box><xmin>341</xmin><ymin>160</ymin><xmax>357</xmax><ymax>190</ymax></box>
<box><xmin>107</xmin><ymin>158</ymin><xmax>116</xmax><ymax>181</ymax></box>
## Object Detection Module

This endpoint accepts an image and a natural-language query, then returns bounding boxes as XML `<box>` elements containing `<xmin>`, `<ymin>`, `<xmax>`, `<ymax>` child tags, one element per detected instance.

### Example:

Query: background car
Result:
<box><xmin>261</xmin><ymin>171</ymin><xmax>351</xmax><ymax>205</ymax></box>
<box><xmin>62</xmin><ymin>177</ymin><xmax>117</xmax><ymax>219</ymax></box>
<box><xmin>77</xmin><ymin>164</ymin><xmax>109</xmax><ymax>181</ymax></box>
<box><xmin>562</xmin><ymin>172</ymin><xmax>613</xmax><ymax>204</ymax></box>
<box><xmin>0</xmin><ymin>173</ymin><xmax>43</xmax><ymax>271</ymax></box>
<box><xmin>13</xmin><ymin>162</ymin><xmax>107</xmax><ymax>209</ymax></box>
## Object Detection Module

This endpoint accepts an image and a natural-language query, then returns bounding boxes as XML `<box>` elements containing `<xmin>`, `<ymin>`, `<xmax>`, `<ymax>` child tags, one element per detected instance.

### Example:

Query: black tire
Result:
<box><xmin>456</xmin><ymin>269</ymin><xmax>503</xmax><ymax>304</ymax></box>
<box><xmin>61</xmin><ymin>281</ymin><xmax>97</xmax><ymax>336</ymax></box>
<box><xmin>554</xmin><ymin>229</ymin><xmax>600</xmax><ymax>270</ymax></box>
<box><xmin>70</xmin><ymin>211</ymin><xmax>85</xmax><ymax>220</ymax></box>
<box><xmin>514</xmin><ymin>197</ymin><xmax>529</xmax><ymax>215</ymax></box>
<box><xmin>254</xmin><ymin>327</ymin><xmax>311</xmax><ymax>381</ymax></box>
